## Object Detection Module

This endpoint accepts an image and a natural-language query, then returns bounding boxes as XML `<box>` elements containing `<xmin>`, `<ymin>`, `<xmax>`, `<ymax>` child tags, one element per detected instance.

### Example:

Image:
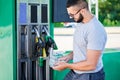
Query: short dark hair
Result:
<box><xmin>66</xmin><ymin>0</ymin><xmax>88</xmax><ymax>10</ymax></box>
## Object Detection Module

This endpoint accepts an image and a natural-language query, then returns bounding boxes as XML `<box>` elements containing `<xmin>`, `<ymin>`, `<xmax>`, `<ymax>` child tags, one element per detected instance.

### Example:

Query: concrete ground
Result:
<box><xmin>54</xmin><ymin>27</ymin><xmax>120</xmax><ymax>51</ymax></box>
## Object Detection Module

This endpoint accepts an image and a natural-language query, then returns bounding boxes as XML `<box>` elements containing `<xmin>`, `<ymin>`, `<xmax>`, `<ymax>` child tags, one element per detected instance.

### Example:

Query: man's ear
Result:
<box><xmin>81</xmin><ymin>9</ymin><xmax>86</xmax><ymax>15</ymax></box>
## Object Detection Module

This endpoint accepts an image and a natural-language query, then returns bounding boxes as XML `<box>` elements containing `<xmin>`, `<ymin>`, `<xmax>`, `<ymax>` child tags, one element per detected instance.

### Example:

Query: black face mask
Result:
<box><xmin>76</xmin><ymin>13</ymin><xmax>83</xmax><ymax>23</ymax></box>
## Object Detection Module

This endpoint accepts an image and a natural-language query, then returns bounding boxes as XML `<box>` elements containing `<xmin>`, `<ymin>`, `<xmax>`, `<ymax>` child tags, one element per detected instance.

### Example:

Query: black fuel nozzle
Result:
<box><xmin>33</xmin><ymin>26</ymin><xmax>43</xmax><ymax>56</ymax></box>
<box><xmin>43</xmin><ymin>26</ymin><xmax>58</xmax><ymax>50</ymax></box>
<box><xmin>35</xmin><ymin>41</ymin><xmax>43</xmax><ymax>56</ymax></box>
<box><xmin>46</xmin><ymin>36</ymin><xmax>58</xmax><ymax>50</ymax></box>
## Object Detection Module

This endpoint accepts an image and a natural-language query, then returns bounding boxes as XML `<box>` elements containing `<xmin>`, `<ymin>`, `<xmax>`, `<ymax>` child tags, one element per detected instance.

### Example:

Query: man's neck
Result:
<box><xmin>82</xmin><ymin>13</ymin><xmax>94</xmax><ymax>23</ymax></box>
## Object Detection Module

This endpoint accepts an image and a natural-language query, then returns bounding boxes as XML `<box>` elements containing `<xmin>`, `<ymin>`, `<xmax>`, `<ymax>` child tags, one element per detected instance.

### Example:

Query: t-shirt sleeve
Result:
<box><xmin>87</xmin><ymin>27</ymin><xmax>107</xmax><ymax>50</ymax></box>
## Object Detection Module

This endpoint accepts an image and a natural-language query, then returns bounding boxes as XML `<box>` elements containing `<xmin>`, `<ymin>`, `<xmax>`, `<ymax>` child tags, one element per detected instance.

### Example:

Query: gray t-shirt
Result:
<box><xmin>73</xmin><ymin>16</ymin><xmax>107</xmax><ymax>74</ymax></box>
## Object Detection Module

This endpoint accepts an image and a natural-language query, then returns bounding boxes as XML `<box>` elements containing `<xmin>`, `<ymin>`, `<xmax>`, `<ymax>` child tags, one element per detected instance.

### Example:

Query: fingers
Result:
<box><xmin>58</xmin><ymin>57</ymin><xmax>66</xmax><ymax>61</ymax></box>
<box><xmin>58</xmin><ymin>56</ymin><xmax>68</xmax><ymax>62</ymax></box>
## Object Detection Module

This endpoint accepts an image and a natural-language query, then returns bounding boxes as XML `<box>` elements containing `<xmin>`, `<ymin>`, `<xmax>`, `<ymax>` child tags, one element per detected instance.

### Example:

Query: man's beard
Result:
<box><xmin>76</xmin><ymin>13</ymin><xmax>83</xmax><ymax>23</ymax></box>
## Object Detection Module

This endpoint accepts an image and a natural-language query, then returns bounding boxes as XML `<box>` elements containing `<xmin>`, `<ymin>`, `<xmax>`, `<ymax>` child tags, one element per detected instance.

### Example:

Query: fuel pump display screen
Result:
<box><xmin>31</xmin><ymin>5</ymin><xmax>37</xmax><ymax>23</ymax></box>
<box><xmin>41</xmin><ymin>4</ymin><xmax>48</xmax><ymax>23</ymax></box>
<box><xmin>19</xmin><ymin>3</ymin><xmax>27</xmax><ymax>24</ymax></box>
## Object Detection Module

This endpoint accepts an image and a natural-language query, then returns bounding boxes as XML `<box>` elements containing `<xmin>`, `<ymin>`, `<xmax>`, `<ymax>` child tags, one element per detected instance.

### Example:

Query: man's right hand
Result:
<box><xmin>58</xmin><ymin>52</ymin><xmax>73</xmax><ymax>62</ymax></box>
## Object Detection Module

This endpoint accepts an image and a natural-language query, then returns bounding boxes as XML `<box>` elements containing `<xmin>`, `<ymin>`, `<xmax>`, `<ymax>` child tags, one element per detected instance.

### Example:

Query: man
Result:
<box><xmin>53</xmin><ymin>0</ymin><xmax>107</xmax><ymax>80</ymax></box>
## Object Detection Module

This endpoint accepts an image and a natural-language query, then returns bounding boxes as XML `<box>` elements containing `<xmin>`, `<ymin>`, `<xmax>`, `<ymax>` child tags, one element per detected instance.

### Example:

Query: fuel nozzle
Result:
<box><xmin>34</xmin><ymin>26</ymin><xmax>46</xmax><ymax>57</ymax></box>
<box><xmin>43</xmin><ymin>26</ymin><xmax>58</xmax><ymax>50</ymax></box>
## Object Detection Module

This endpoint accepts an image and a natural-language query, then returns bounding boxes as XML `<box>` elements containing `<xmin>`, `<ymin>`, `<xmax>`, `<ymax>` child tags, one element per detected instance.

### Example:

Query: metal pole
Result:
<box><xmin>88</xmin><ymin>0</ymin><xmax>91</xmax><ymax>12</ymax></box>
<box><xmin>96</xmin><ymin>0</ymin><xmax>98</xmax><ymax>19</ymax></box>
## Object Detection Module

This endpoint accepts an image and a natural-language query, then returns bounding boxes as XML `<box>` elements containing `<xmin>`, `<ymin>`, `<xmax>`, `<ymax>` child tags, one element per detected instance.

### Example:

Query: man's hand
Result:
<box><xmin>52</xmin><ymin>61</ymin><xmax>69</xmax><ymax>71</ymax></box>
<box><xmin>58</xmin><ymin>55</ymin><xmax>70</xmax><ymax>62</ymax></box>
<box><xmin>52</xmin><ymin>52</ymin><xmax>73</xmax><ymax>71</ymax></box>
<box><xmin>58</xmin><ymin>51</ymin><xmax>73</xmax><ymax>62</ymax></box>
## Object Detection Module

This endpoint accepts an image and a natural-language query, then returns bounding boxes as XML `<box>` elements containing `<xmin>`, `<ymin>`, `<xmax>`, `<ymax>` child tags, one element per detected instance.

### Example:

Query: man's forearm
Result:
<box><xmin>66</xmin><ymin>50</ymin><xmax>101</xmax><ymax>71</ymax></box>
<box><xmin>67</xmin><ymin>60</ymin><xmax>96</xmax><ymax>71</ymax></box>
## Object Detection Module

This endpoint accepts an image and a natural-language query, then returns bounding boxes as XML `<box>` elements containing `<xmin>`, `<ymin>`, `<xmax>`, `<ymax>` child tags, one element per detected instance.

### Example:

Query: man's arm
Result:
<box><xmin>67</xmin><ymin>49</ymin><xmax>101</xmax><ymax>71</ymax></box>
<box><xmin>53</xmin><ymin>49</ymin><xmax>102</xmax><ymax>71</ymax></box>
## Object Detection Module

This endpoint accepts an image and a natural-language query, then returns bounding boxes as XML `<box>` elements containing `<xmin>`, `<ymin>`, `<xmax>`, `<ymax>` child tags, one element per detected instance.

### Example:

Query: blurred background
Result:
<box><xmin>54</xmin><ymin>0</ymin><xmax>120</xmax><ymax>51</ymax></box>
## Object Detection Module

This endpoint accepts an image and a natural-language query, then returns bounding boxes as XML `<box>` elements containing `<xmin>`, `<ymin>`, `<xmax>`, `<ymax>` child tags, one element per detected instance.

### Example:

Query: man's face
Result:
<box><xmin>67</xmin><ymin>6</ymin><xmax>84</xmax><ymax>22</ymax></box>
